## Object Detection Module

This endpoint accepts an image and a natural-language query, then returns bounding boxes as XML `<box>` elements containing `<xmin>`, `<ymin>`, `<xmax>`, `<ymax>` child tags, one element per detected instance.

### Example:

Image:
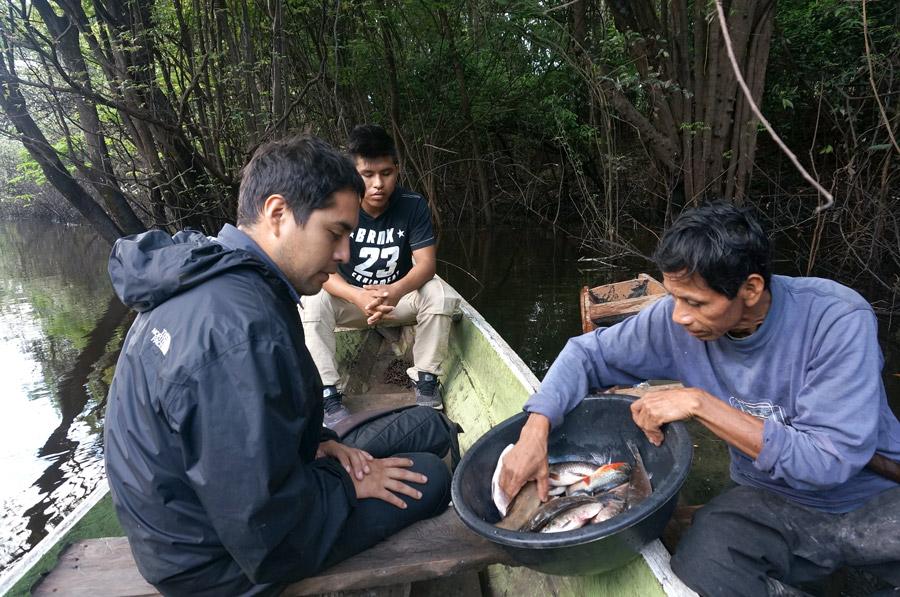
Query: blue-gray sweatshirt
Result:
<box><xmin>524</xmin><ymin>275</ymin><xmax>900</xmax><ymax>513</ymax></box>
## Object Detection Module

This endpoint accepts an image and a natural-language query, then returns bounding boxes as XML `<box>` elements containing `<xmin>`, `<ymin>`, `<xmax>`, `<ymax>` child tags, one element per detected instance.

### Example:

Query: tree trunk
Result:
<box><xmin>93</xmin><ymin>0</ymin><xmax>227</xmax><ymax>231</ymax></box>
<box><xmin>728</xmin><ymin>0</ymin><xmax>776</xmax><ymax>203</ymax></box>
<box><xmin>32</xmin><ymin>0</ymin><xmax>146</xmax><ymax>235</ymax></box>
<box><xmin>439</xmin><ymin>7</ymin><xmax>493</xmax><ymax>226</ymax></box>
<box><xmin>240</xmin><ymin>0</ymin><xmax>263</xmax><ymax>140</ymax></box>
<box><xmin>378</xmin><ymin>3</ymin><xmax>403</xmax><ymax>160</ymax></box>
<box><xmin>602</xmin><ymin>0</ymin><xmax>777</xmax><ymax>204</ymax></box>
<box><xmin>0</xmin><ymin>54</ymin><xmax>123</xmax><ymax>244</ymax></box>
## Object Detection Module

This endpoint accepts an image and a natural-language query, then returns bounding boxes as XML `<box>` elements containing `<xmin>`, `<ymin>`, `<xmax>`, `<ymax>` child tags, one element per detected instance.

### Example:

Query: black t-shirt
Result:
<box><xmin>338</xmin><ymin>187</ymin><xmax>435</xmax><ymax>287</ymax></box>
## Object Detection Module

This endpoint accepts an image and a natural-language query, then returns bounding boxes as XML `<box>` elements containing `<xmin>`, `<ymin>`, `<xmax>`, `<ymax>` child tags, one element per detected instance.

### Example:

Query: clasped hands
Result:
<box><xmin>317</xmin><ymin>440</ymin><xmax>427</xmax><ymax>509</ymax></box>
<box><xmin>352</xmin><ymin>284</ymin><xmax>402</xmax><ymax>325</ymax></box>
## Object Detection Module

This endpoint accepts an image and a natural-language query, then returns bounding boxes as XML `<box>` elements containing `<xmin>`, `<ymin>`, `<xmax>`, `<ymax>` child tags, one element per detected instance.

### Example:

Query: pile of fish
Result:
<box><xmin>492</xmin><ymin>440</ymin><xmax>652</xmax><ymax>534</ymax></box>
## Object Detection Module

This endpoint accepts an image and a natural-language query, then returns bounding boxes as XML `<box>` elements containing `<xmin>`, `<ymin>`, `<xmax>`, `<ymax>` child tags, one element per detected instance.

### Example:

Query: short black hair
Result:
<box><xmin>653</xmin><ymin>201</ymin><xmax>771</xmax><ymax>298</ymax></box>
<box><xmin>346</xmin><ymin>124</ymin><xmax>398</xmax><ymax>163</ymax></box>
<box><xmin>236</xmin><ymin>135</ymin><xmax>364</xmax><ymax>227</ymax></box>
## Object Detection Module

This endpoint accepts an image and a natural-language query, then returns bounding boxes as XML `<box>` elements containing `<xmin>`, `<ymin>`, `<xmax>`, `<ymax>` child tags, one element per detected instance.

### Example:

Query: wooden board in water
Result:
<box><xmin>581</xmin><ymin>274</ymin><xmax>668</xmax><ymax>333</ymax></box>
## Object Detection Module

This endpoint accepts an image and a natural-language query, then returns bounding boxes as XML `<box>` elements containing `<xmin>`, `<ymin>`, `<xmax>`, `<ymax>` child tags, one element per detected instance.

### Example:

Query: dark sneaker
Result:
<box><xmin>322</xmin><ymin>386</ymin><xmax>350</xmax><ymax>428</ymax></box>
<box><xmin>415</xmin><ymin>372</ymin><xmax>443</xmax><ymax>410</ymax></box>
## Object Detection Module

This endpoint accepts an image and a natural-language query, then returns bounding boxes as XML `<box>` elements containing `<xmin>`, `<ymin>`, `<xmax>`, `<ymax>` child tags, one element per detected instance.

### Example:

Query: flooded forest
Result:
<box><xmin>0</xmin><ymin>0</ymin><xmax>899</xmax><ymax>586</ymax></box>
<box><xmin>0</xmin><ymin>0</ymin><xmax>897</xmax><ymax>307</ymax></box>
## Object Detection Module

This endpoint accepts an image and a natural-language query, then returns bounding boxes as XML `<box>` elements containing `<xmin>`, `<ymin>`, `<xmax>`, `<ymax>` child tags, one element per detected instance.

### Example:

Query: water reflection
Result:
<box><xmin>0</xmin><ymin>222</ymin><xmax>130</xmax><ymax>572</ymax></box>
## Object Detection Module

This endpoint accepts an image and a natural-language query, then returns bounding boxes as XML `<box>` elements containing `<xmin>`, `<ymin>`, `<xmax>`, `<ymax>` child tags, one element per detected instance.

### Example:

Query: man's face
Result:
<box><xmin>662</xmin><ymin>271</ymin><xmax>746</xmax><ymax>341</ymax></box>
<box><xmin>355</xmin><ymin>156</ymin><xmax>398</xmax><ymax>215</ymax></box>
<box><xmin>272</xmin><ymin>189</ymin><xmax>359</xmax><ymax>295</ymax></box>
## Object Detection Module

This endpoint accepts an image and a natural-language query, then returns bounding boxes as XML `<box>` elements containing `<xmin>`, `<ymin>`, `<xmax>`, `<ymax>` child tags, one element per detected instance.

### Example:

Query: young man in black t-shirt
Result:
<box><xmin>301</xmin><ymin>125</ymin><xmax>461</xmax><ymax>427</ymax></box>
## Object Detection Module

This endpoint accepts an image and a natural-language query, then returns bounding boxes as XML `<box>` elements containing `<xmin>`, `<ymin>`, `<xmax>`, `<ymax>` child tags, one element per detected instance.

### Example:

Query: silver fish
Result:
<box><xmin>548</xmin><ymin>461</ymin><xmax>598</xmax><ymax>487</ymax></box>
<box><xmin>591</xmin><ymin>494</ymin><xmax>627</xmax><ymax>523</ymax></box>
<box><xmin>548</xmin><ymin>485</ymin><xmax>567</xmax><ymax>496</ymax></box>
<box><xmin>540</xmin><ymin>501</ymin><xmax>604</xmax><ymax>533</ymax></box>
<box><xmin>520</xmin><ymin>494</ymin><xmax>598</xmax><ymax>532</ymax></box>
<box><xmin>606</xmin><ymin>480</ymin><xmax>631</xmax><ymax>500</ymax></box>
<box><xmin>566</xmin><ymin>462</ymin><xmax>632</xmax><ymax>496</ymax></box>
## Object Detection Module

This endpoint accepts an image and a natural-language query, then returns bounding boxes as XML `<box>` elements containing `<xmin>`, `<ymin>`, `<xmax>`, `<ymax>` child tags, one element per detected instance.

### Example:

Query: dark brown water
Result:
<box><xmin>0</xmin><ymin>220</ymin><xmax>897</xmax><ymax>578</ymax></box>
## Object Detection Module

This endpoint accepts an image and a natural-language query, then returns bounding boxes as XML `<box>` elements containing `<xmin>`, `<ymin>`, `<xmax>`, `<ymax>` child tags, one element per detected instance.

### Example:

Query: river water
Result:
<box><xmin>0</xmin><ymin>220</ymin><xmax>897</xmax><ymax>577</ymax></box>
<box><xmin>0</xmin><ymin>222</ymin><xmax>132</xmax><ymax>574</ymax></box>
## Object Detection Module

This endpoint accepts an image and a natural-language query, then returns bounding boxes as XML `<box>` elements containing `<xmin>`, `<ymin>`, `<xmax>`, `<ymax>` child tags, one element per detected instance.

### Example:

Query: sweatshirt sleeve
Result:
<box><xmin>524</xmin><ymin>299</ymin><xmax>679</xmax><ymax>428</ymax></box>
<box><xmin>754</xmin><ymin>308</ymin><xmax>884</xmax><ymax>490</ymax></box>
<box><xmin>168</xmin><ymin>335</ymin><xmax>357</xmax><ymax>585</ymax></box>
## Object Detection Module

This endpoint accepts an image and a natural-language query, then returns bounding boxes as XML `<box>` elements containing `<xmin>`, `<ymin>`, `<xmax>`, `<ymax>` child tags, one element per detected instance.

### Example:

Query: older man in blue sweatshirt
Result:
<box><xmin>499</xmin><ymin>202</ymin><xmax>900</xmax><ymax>596</ymax></box>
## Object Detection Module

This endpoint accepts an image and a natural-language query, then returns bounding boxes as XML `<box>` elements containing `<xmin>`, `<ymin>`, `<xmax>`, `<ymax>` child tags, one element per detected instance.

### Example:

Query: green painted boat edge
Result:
<box><xmin>1</xmin><ymin>295</ymin><xmax>693</xmax><ymax>596</ymax></box>
<box><xmin>2</xmin><ymin>490</ymin><xmax>122</xmax><ymax>597</ymax></box>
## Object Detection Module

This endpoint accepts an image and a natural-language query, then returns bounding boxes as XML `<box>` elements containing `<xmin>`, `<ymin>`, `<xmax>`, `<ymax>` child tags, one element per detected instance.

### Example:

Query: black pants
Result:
<box><xmin>671</xmin><ymin>485</ymin><xmax>900</xmax><ymax>597</ymax></box>
<box><xmin>323</xmin><ymin>406</ymin><xmax>453</xmax><ymax>567</ymax></box>
<box><xmin>155</xmin><ymin>407</ymin><xmax>452</xmax><ymax>597</ymax></box>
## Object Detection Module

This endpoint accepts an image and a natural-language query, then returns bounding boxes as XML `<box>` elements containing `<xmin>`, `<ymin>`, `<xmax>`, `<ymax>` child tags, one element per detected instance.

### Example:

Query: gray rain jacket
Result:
<box><xmin>104</xmin><ymin>228</ymin><xmax>355</xmax><ymax>595</ymax></box>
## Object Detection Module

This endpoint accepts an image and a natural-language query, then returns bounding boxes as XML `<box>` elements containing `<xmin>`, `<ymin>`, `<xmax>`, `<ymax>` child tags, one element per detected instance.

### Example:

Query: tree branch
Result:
<box><xmin>714</xmin><ymin>0</ymin><xmax>834</xmax><ymax>212</ymax></box>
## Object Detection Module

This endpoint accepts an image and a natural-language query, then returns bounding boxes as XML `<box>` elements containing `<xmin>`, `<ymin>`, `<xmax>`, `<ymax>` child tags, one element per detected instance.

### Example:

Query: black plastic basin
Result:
<box><xmin>451</xmin><ymin>394</ymin><xmax>693</xmax><ymax>576</ymax></box>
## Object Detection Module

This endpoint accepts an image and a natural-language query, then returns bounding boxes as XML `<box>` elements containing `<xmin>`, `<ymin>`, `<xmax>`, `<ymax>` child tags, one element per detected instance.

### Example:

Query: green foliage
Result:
<box><xmin>8</xmin><ymin>140</ymin><xmax>75</xmax><ymax>187</ymax></box>
<box><xmin>767</xmin><ymin>0</ymin><xmax>899</xmax><ymax>142</ymax></box>
<box><xmin>9</xmin><ymin>152</ymin><xmax>48</xmax><ymax>188</ymax></box>
<box><xmin>2</xmin><ymin>0</ymin><xmax>895</xmax><ymax>240</ymax></box>
<box><xmin>679</xmin><ymin>121</ymin><xmax>711</xmax><ymax>134</ymax></box>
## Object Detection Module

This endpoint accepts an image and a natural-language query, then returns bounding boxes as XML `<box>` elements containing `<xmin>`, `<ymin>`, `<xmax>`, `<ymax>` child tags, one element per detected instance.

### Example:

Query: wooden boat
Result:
<box><xmin>580</xmin><ymin>273</ymin><xmax>668</xmax><ymax>333</ymax></box>
<box><xmin>1</xmin><ymin>292</ymin><xmax>693</xmax><ymax>597</ymax></box>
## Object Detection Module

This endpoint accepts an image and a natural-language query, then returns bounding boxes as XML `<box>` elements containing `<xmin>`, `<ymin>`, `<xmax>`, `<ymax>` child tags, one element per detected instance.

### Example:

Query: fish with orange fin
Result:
<box><xmin>565</xmin><ymin>462</ymin><xmax>632</xmax><ymax>496</ymax></box>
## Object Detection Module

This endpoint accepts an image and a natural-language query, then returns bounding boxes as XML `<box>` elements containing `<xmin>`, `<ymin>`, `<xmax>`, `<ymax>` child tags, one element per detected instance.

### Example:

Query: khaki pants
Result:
<box><xmin>300</xmin><ymin>277</ymin><xmax>461</xmax><ymax>388</ymax></box>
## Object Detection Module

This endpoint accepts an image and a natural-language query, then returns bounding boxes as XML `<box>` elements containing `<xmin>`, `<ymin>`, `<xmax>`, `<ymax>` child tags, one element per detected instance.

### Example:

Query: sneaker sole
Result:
<box><xmin>323</xmin><ymin>412</ymin><xmax>352</xmax><ymax>428</ymax></box>
<box><xmin>416</xmin><ymin>401</ymin><xmax>443</xmax><ymax>410</ymax></box>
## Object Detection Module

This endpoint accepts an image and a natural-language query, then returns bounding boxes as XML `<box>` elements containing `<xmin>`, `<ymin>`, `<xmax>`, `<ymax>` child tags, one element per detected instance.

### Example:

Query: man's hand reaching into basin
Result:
<box><xmin>499</xmin><ymin>413</ymin><xmax>551</xmax><ymax>502</ymax></box>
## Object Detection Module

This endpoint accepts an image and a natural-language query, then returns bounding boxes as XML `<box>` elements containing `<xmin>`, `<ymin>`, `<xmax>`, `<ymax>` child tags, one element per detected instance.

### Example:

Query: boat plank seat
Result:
<box><xmin>32</xmin><ymin>508</ymin><xmax>515</xmax><ymax>597</ymax></box>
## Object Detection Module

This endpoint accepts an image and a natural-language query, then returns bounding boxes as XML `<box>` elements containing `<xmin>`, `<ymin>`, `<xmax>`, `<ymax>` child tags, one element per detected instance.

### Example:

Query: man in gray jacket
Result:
<box><xmin>104</xmin><ymin>136</ymin><xmax>452</xmax><ymax>596</ymax></box>
<box><xmin>499</xmin><ymin>203</ymin><xmax>899</xmax><ymax>595</ymax></box>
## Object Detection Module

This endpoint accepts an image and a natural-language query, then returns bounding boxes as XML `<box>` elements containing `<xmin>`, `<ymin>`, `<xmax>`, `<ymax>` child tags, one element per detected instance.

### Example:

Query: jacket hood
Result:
<box><xmin>109</xmin><ymin>229</ymin><xmax>265</xmax><ymax>312</ymax></box>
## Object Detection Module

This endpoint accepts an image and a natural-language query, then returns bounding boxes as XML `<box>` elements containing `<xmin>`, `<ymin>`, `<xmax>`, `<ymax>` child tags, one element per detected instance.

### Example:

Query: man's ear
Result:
<box><xmin>740</xmin><ymin>273</ymin><xmax>766</xmax><ymax>307</ymax></box>
<box><xmin>260</xmin><ymin>194</ymin><xmax>288</xmax><ymax>236</ymax></box>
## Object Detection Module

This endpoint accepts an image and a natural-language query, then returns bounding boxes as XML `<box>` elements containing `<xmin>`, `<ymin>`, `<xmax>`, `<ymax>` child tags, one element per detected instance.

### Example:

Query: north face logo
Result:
<box><xmin>151</xmin><ymin>328</ymin><xmax>171</xmax><ymax>355</ymax></box>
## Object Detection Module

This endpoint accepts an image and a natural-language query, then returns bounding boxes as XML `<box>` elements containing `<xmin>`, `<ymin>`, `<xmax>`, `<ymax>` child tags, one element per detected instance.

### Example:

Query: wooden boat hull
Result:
<box><xmin>1</xmin><ymin>295</ymin><xmax>692</xmax><ymax>596</ymax></box>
